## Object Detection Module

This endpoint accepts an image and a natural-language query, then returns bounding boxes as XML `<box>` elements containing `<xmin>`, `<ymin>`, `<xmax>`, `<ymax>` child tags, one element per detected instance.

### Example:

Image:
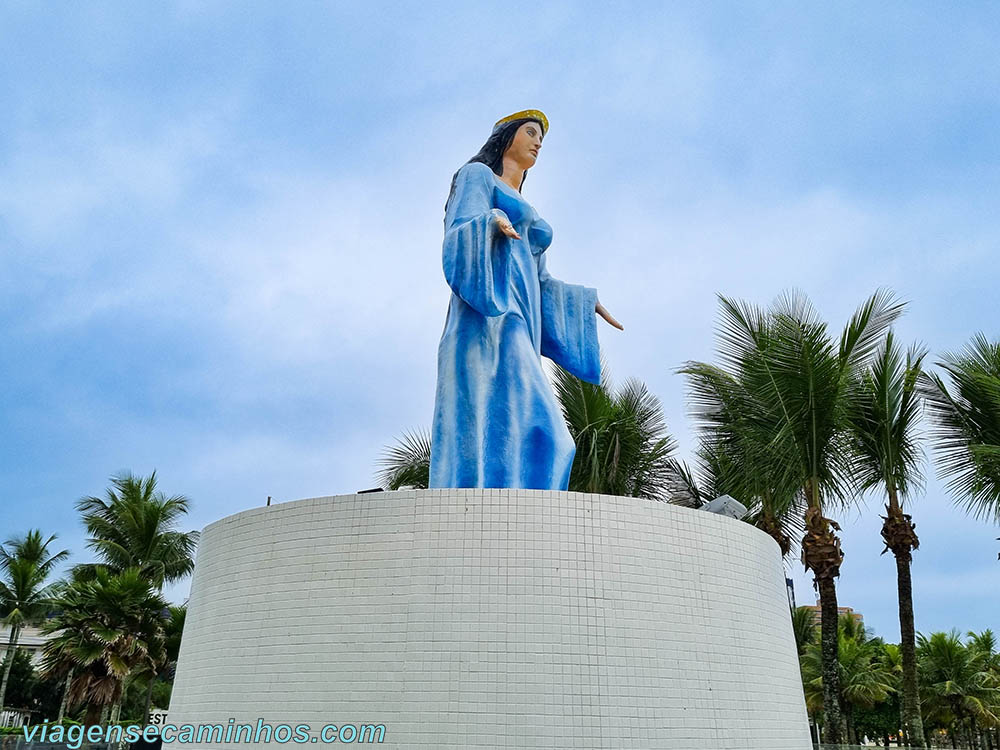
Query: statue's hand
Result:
<box><xmin>596</xmin><ymin>302</ymin><xmax>624</xmax><ymax>331</ymax></box>
<box><xmin>494</xmin><ymin>213</ymin><xmax>521</xmax><ymax>240</ymax></box>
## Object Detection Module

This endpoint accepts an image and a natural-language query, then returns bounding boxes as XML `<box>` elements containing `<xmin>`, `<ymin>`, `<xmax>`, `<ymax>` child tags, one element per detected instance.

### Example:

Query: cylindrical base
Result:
<box><xmin>169</xmin><ymin>489</ymin><xmax>810</xmax><ymax>749</ymax></box>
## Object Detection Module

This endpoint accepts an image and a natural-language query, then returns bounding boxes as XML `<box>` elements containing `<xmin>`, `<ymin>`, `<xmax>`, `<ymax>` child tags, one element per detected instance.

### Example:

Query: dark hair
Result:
<box><xmin>445</xmin><ymin>118</ymin><xmax>544</xmax><ymax>213</ymax></box>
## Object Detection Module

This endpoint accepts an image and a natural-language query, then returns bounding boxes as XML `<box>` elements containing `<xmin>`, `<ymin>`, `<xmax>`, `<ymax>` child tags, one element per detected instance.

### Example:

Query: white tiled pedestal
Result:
<box><xmin>169</xmin><ymin>490</ymin><xmax>811</xmax><ymax>749</ymax></box>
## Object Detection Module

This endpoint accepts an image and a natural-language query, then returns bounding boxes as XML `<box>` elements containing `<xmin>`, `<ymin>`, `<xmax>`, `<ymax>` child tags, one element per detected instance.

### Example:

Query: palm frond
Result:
<box><xmin>662</xmin><ymin>459</ymin><xmax>702</xmax><ymax>508</ymax></box>
<box><xmin>376</xmin><ymin>429</ymin><xmax>431</xmax><ymax>490</ymax></box>
<box><xmin>554</xmin><ymin>366</ymin><xmax>679</xmax><ymax>500</ymax></box>
<box><xmin>75</xmin><ymin>472</ymin><xmax>199</xmax><ymax>588</ymax></box>
<box><xmin>838</xmin><ymin>288</ymin><xmax>907</xmax><ymax>374</ymax></box>
<box><xmin>0</xmin><ymin>531</ymin><xmax>69</xmax><ymax>629</ymax></box>
<box><xmin>847</xmin><ymin>331</ymin><xmax>927</xmax><ymax>502</ymax></box>
<box><xmin>921</xmin><ymin>334</ymin><xmax>1000</xmax><ymax>523</ymax></box>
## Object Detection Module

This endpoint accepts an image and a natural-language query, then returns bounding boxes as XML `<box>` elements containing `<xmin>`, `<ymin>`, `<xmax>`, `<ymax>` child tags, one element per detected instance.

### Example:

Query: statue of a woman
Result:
<box><xmin>429</xmin><ymin>110</ymin><xmax>622</xmax><ymax>490</ymax></box>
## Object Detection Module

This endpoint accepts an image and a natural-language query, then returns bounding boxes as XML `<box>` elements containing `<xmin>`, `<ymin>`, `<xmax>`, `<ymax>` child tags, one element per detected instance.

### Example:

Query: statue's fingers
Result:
<box><xmin>600</xmin><ymin>310</ymin><xmax>624</xmax><ymax>330</ymax></box>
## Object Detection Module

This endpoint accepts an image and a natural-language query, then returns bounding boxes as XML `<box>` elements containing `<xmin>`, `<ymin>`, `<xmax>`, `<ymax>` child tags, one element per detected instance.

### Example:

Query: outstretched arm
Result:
<box><xmin>537</xmin><ymin>253</ymin><xmax>606</xmax><ymax>384</ymax></box>
<box><xmin>442</xmin><ymin>163</ymin><xmax>513</xmax><ymax>317</ymax></box>
<box><xmin>596</xmin><ymin>301</ymin><xmax>624</xmax><ymax>330</ymax></box>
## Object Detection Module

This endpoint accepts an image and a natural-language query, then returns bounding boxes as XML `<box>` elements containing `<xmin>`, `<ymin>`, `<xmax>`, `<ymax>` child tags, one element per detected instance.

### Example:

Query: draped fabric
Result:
<box><xmin>429</xmin><ymin>162</ymin><xmax>601</xmax><ymax>490</ymax></box>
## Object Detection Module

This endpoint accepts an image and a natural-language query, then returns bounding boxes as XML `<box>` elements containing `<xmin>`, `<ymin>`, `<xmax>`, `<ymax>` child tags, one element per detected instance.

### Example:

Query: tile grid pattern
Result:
<box><xmin>169</xmin><ymin>490</ymin><xmax>811</xmax><ymax>749</ymax></box>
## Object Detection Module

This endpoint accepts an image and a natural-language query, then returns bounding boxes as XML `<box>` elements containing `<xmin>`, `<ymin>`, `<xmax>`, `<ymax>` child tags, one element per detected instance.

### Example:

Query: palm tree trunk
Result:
<box><xmin>85</xmin><ymin>701</ymin><xmax>103</xmax><ymax>726</ymax></box>
<box><xmin>803</xmin><ymin>502</ymin><xmax>844</xmax><ymax>745</ymax></box>
<box><xmin>0</xmin><ymin>624</ymin><xmax>20</xmax><ymax>712</ymax></box>
<box><xmin>817</xmin><ymin>573</ymin><xmax>843</xmax><ymax>744</ymax></box>
<box><xmin>759</xmin><ymin>505</ymin><xmax>792</xmax><ymax>557</ymax></box>
<box><xmin>883</xmin><ymin>492</ymin><xmax>925</xmax><ymax>748</ymax></box>
<box><xmin>107</xmin><ymin>701</ymin><xmax>122</xmax><ymax>750</ymax></box>
<box><xmin>143</xmin><ymin>672</ymin><xmax>156</xmax><ymax>724</ymax></box>
<box><xmin>57</xmin><ymin>671</ymin><xmax>72</xmax><ymax>721</ymax></box>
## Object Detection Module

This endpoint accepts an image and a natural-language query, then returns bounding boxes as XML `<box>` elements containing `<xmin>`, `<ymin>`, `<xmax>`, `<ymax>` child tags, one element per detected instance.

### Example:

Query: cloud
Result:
<box><xmin>0</xmin><ymin>107</ymin><xmax>233</xmax><ymax>243</ymax></box>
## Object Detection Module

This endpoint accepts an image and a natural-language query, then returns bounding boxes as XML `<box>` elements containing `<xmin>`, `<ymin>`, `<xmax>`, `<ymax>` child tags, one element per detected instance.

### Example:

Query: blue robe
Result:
<box><xmin>429</xmin><ymin>162</ymin><xmax>601</xmax><ymax>490</ymax></box>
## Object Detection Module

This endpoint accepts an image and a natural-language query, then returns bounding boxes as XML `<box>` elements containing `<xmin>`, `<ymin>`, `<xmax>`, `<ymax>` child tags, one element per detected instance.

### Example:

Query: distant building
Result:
<box><xmin>0</xmin><ymin>625</ymin><xmax>49</xmax><ymax>666</ymax></box>
<box><xmin>801</xmin><ymin>602</ymin><xmax>864</xmax><ymax>628</ymax></box>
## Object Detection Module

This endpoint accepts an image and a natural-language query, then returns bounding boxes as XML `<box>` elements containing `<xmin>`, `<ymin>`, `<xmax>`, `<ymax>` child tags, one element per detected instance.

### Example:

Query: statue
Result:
<box><xmin>429</xmin><ymin>110</ymin><xmax>623</xmax><ymax>490</ymax></box>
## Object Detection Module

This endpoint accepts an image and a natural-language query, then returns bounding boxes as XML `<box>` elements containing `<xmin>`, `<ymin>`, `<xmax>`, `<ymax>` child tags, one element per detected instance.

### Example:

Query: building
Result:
<box><xmin>802</xmin><ymin>602</ymin><xmax>864</xmax><ymax>628</ymax></box>
<box><xmin>0</xmin><ymin>625</ymin><xmax>49</xmax><ymax>666</ymax></box>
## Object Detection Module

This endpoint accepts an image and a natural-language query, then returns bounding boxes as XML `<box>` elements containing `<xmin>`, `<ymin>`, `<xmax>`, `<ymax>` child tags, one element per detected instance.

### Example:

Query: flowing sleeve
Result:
<box><xmin>442</xmin><ymin>163</ymin><xmax>510</xmax><ymax>317</ymax></box>
<box><xmin>538</xmin><ymin>253</ymin><xmax>601</xmax><ymax>384</ymax></box>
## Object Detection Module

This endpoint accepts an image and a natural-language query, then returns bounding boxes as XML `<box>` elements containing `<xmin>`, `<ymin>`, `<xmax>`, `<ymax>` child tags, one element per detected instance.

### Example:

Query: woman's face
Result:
<box><xmin>505</xmin><ymin>121</ymin><xmax>544</xmax><ymax>169</ymax></box>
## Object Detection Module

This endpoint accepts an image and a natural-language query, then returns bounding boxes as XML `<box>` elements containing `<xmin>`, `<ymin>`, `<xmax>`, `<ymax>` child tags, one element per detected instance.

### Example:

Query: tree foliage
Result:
<box><xmin>39</xmin><ymin>568</ymin><xmax>168</xmax><ymax>723</ymax></box>
<box><xmin>75</xmin><ymin>471</ymin><xmax>199</xmax><ymax>588</ymax></box>
<box><xmin>552</xmin><ymin>365</ymin><xmax>682</xmax><ymax>499</ymax></box>
<box><xmin>376</xmin><ymin>430</ymin><xmax>431</xmax><ymax>491</ymax></box>
<box><xmin>917</xmin><ymin>629</ymin><xmax>1000</xmax><ymax>742</ymax></box>
<box><xmin>0</xmin><ymin>530</ymin><xmax>69</xmax><ymax>714</ymax></box>
<box><xmin>922</xmin><ymin>333</ymin><xmax>1000</xmax><ymax>524</ymax></box>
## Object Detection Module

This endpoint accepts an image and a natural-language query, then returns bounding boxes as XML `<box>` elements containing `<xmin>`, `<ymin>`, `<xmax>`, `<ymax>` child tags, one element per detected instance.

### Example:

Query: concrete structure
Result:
<box><xmin>169</xmin><ymin>490</ymin><xmax>811</xmax><ymax>749</ymax></box>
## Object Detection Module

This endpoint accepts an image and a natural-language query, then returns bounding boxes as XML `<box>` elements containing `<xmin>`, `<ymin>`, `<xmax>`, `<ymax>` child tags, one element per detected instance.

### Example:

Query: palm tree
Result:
<box><xmin>847</xmin><ymin>331</ymin><xmax>928</xmax><ymax>745</ymax></box>
<box><xmin>853</xmin><ymin>642</ymin><xmax>905</xmax><ymax>747</ymax></box>
<box><xmin>801</xmin><ymin>614</ymin><xmax>895</xmax><ymax>744</ymax></box>
<box><xmin>965</xmin><ymin>630</ymin><xmax>1000</xmax><ymax>749</ymax></box>
<box><xmin>922</xmin><ymin>333</ymin><xmax>1000</xmax><ymax>526</ymax></box>
<box><xmin>683</xmin><ymin>289</ymin><xmax>904</xmax><ymax>743</ymax></box>
<box><xmin>967</xmin><ymin>629</ymin><xmax>999</xmax><ymax>673</ymax></box>
<box><xmin>0</xmin><ymin>530</ymin><xmax>69</xmax><ymax>715</ymax></box>
<box><xmin>551</xmin><ymin>365</ymin><xmax>681</xmax><ymax>499</ymax></box>
<box><xmin>75</xmin><ymin>471</ymin><xmax>199</xmax><ymax>588</ymax></box>
<box><xmin>682</xmin><ymin>345</ymin><xmax>804</xmax><ymax>556</ymax></box>
<box><xmin>64</xmin><ymin>473</ymin><xmax>196</xmax><ymax>724</ymax></box>
<box><xmin>918</xmin><ymin>630</ymin><xmax>1000</xmax><ymax>749</ymax></box>
<box><xmin>39</xmin><ymin>568</ymin><xmax>167</xmax><ymax>725</ymax></box>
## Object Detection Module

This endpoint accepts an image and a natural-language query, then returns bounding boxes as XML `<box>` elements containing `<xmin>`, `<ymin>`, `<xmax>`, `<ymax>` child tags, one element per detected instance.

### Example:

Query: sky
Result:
<box><xmin>1</xmin><ymin>1</ymin><xmax>998</xmax><ymax>642</ymax></box>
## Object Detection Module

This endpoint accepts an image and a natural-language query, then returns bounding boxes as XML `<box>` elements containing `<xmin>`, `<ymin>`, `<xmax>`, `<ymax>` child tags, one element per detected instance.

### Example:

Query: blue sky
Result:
<box><xmin>1</xmin><ymin>1</ymin><xmax>997</xmax><ymax>641</ymax></box>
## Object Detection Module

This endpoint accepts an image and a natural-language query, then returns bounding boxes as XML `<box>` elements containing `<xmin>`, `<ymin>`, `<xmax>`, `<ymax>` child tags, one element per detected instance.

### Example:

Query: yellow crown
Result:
<box><xmin>493</xmin><ymin>109</ymin><xmax>548</xmax><ymax>134</ymax></box>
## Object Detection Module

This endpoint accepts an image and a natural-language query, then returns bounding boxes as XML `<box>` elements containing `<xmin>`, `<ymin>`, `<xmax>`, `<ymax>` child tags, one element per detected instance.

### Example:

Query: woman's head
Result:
<box><xmin>503</xmin><ymin>119</ymin><xmax>545</xmax><ymax>172</ymax></box>
<box><xmin>467</xmin><ymin>117</ymin><xmax>546</xmax><ymax>178</ymax></box>
<box><xmin>445</xmin><ymin>111</ymin><xmax>548</xmax><ymax>212</ymax></box>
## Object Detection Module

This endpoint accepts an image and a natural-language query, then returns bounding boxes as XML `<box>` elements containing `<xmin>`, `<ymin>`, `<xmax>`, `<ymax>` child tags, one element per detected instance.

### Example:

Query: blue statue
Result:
<box><xmin>429</xmin><ymin>110</ymin><xmax>623</xmax><ymax>490</ymax></box>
